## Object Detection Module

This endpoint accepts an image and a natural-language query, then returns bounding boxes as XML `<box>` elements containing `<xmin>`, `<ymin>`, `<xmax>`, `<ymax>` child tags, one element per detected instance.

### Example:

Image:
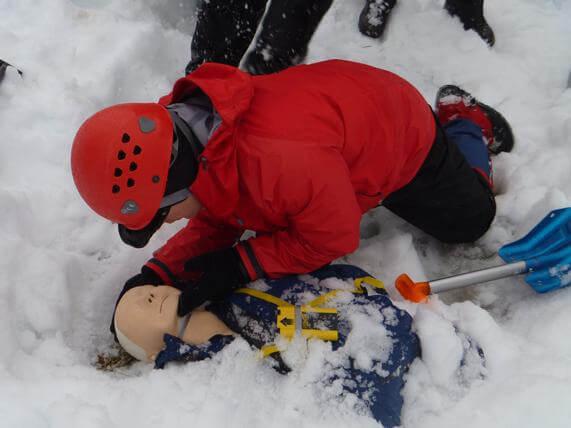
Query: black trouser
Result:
<box><xmin>383</xmin><ymin>119</ymin><xmax>496</xmax><ymax>243</ymax></box>
<box><xmin>186</xmin><ymin>0</ymin><xmax>333</xmax><ymax>74</ymax></box>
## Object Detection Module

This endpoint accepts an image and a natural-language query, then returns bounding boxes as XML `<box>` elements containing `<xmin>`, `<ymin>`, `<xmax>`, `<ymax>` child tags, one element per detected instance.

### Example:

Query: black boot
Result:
<box><xmin>244</xmin><ymin>0</ymin><xmax>334</xmax><ymax>75</ymax></box>
<box><xmin>435</xmin><ymin>85</ymin><xmax>514</xmax><ymax>154</ymax></box>
<box><xmin>358</xmin><ymin>0</ymin><xmax>397</xmax><ymax>39</ymax></box>
<box><xmin>444</xmin><ymin>0</ymin><xmax>495</xmax><ymax>47</ymax></box>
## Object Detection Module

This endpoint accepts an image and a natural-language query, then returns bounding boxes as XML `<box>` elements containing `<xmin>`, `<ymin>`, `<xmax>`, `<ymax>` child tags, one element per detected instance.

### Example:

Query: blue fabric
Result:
<box><xmin>335</xmin><ymin>363</ymin><xmax>407</xmax><ymax>427</ymax></box>
<box><xmin>154</xmin><ymin>264</ymin><xmax>421</xmax><ymax>427</ymax></box>
<box><xmin>330</xmin><ymin>291</ymin><xmax>420</xmax><ymax>427</ymax></box>
<box><xmin>154</xmin><ymin>334</ymin><xmax>235</xmax><ymax>369</ymax></box>
<box><xmin>444</xmin><ymin>119</ymin><xmax>491</xmax><ymax>178</ymax></box>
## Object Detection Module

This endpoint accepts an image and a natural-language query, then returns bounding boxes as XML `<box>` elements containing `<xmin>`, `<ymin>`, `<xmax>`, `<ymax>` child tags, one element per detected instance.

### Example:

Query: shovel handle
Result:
<box><xmin>396</xmin><ymin>261</ymin><xmax>528</xmax><ymax>302</ymax></box>
<box><xmin>428</xmin><ymin>261</ymin><xmax>528</xmax><ymax>293</ymax></box>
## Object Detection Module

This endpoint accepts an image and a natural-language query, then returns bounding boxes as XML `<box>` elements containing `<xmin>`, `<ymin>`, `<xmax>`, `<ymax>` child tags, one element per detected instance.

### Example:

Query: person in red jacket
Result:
<box><xmin>71</xmin><ymin>60</ymin><xmax>513</xmax><ymax>318</ymax></box>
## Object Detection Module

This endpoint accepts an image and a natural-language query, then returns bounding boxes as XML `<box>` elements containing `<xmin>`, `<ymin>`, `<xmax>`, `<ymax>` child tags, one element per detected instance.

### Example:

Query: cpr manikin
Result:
<box><xmin>114</xmin><ymin>285</ymin><xmax>234</xmax><ymax>362</ymax></box>
<box><xmin>110</xmin><ymin>265</ymin><xmax>426</xmax><ymax>428</ymax></box>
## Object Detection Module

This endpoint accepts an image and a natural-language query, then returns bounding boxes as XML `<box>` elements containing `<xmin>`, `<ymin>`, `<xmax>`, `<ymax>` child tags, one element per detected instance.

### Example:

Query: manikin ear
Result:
<box><xmin>114</xmin><ymin>317</ymin><xmax>151</xmax><ymax>362</ymax></box>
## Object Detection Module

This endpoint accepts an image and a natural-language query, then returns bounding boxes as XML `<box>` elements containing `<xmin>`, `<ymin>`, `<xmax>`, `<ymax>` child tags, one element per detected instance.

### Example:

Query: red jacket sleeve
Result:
<box><xmin>237</xmin><ymin>152</ymin><xmax>362</xmax><ymax>279</ymax></box>
<box><xmin>146</xmin><ymin>210</ymin><xmax>242</xmax><ymax>284</ymax></box>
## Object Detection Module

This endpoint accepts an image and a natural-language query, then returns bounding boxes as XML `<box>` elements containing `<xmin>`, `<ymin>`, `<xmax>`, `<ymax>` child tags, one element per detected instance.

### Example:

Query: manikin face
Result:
<box><xmin>114</xmin><ymin>285</ymin><xmax>180</xmax><ymax>362</ymax></box>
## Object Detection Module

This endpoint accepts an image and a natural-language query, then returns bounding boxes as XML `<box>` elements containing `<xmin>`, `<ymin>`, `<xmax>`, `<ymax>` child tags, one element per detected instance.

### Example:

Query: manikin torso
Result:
<box><xmin>184</xmin><ymin>308</ymin><xmax>233</xmax><ymax>344</ymax></box>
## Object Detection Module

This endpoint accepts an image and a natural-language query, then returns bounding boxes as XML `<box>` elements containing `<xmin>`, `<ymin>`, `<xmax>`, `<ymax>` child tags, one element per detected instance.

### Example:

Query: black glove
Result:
<box><xmin>177</xmin><ymin>247</ymin><xmax>250</xmax><ymax>317</ymax></box>
<box><xmin>110</xmin><ymin>266</ymin><xmax>164</xmax><ymax>336</ymax></box>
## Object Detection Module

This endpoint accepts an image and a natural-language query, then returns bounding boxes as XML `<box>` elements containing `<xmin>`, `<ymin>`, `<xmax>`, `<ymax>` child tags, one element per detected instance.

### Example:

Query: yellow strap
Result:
<box><xmin>278</xmin><ymin>305</ymin><xmax>339</xmax><ymax>341</ymax></box>
<box><xmin>237</xmin><ymin>276</ymin><xmax>383</xmax><ymax>309</ymax></box>
<box><xmin>240</xmin><ymin>275</ymin><xmax>383</xmax><ymax>358</ymax></box>
<box><xmin>260</xmin><ymin>344</ymin><xmax>280</xmax><ymax>358</ymax></box>
<box><xmin>236</xmin><ymin>288</ymin><xmax>339</xmax><ymax>342</ymax></box>
<box><xmin>300</xmin><ymin>329</ymin><xmax>338</xmax><ymax>341</ymax></box>
<box><xmin>306</xmin><ymin>290</ymin><xmax>342</xmax><ymax>308</ymax></box>
<box><xmin>302</xmin><ymin>306</ymin><xmax>337</xmax><ymax>314</ymax></box>
<box><xmin>354</xmin><ymin>276</ymin><xmax>385</xmax><ymax>292</ymax></box>
<box><xmin>306</xmin><ymin>276</ymin><xmax>384</xmax><ymax>307</ymax></box>
<box><xmin>235</xmin><ymin>288</ymin><xmax>292</xmax><ymax>307</ymax></box>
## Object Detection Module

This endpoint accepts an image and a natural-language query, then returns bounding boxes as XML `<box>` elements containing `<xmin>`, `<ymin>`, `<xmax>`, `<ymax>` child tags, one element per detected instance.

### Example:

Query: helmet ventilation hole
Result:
<box><xmin>133</xmin><ymin>145</ymin><xmax>142</xmax><ymax>155</ymax></box>
<box><xmin>117</xmin><ymin>150</ymin><xmax>126</xmax><ymax>160</ymax></box>
<box><xmin>129</xmin><ymin>162</ymin><xmax>138</xmax><ymax>171</ymax></box>
<box><xmin>112</xmin><ymin>184</ymin><xmax>120</xmax><ymax>194</ymax></box>
<box><xmin>114</xmin><ymin>168</ymin><xmax>123</xmax><ymax>177</ymax></box>
<box><xmin>127</xmin><ymin>178</ymin><xmax>135</xmax><ymax>188</ymax></box>
<box><xmin>152</xmin><ymin>175</ymin><xmax>160</xmax><ymax>183</ymax></box>
<box><xmin>122</xmin><ymin>133</ymin><xmax>131</xmax><ymax>143</ymax></box>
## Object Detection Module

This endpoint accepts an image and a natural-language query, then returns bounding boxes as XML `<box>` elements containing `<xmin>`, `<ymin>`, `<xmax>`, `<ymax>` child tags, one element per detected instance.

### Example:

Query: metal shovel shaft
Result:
<box><xmin>429</xmin><ymin>261</ymin><xmax>528</xmax><ymax>293</ymax></box>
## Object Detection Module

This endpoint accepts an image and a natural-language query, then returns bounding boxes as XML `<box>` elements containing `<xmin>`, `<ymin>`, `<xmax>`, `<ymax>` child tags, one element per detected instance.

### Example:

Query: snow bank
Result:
<box><xmin>1</xmin><ymin>0</ymin><xmax>571</xmax><ymax>426</ymax></box>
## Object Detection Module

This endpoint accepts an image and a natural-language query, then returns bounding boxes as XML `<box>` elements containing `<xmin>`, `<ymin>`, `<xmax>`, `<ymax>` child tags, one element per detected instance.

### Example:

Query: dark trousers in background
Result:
<box><xmin>186</xmin><ymin>0</ymin><xmax>333</xmax><ymax>74</ymax></box>
<box><xmin>383</xmin><ymin>117</ymin><xmax>495</xmax><ymax>243</ymax></box>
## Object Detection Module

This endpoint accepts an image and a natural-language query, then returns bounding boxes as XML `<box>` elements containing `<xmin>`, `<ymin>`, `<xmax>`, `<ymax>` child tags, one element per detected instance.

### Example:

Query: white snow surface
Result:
<box><xmin>1</xmin><ymin>0</ymin><xmax>571</xmax><ymax>427</ymax></box>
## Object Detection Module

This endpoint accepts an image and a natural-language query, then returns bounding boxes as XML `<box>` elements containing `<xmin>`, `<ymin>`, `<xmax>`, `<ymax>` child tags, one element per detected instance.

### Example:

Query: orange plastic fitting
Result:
<box><xmin>395</xmin><ymin>274</ymin><xmax>431</xmax><ymax>303</ymax></box>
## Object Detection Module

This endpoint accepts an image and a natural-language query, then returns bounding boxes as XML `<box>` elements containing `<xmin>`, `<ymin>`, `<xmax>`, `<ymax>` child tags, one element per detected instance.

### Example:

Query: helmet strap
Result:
<box><xmin>169</xmin><ymin>110</ymin><xmax>205</xmax><ymax>160</ymax></box>
<box><xmin>162</xmin><ymin>111</ymin><xmax>203</xmax><ymax>203</ymax></box>
<box><xmin>160</xmin><ymin>188</ymin><xmax>191</xmax><ymax>209</ymax></box>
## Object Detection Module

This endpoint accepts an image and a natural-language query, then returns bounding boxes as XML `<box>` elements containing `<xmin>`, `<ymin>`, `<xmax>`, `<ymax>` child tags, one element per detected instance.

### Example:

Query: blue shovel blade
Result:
<box><xmin>500</xmin><ymin>208</ymin><xmax>571</xmax><ymax>261</ymax></box>
<box><xmin>499</xmin><ymin>208</ymin><xmax>571</xmax><ymax>293</ymax></box>
<box><xmin>525</xmin><ymin>246</ymin><xmax>571</xmax><ymax>293</ymax></box>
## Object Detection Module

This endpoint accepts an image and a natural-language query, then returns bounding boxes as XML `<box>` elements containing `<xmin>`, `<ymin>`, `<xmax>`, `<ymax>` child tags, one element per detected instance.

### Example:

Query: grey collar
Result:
<box><xmin>168</xmin><ymin>92</ymin><xmax>222</xmax><ymax>146</ymax></box>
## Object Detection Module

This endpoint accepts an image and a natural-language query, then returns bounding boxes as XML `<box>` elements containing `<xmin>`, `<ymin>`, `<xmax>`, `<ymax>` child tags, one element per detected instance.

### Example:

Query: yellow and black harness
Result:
<box><xmin>235</xmin><ymin>275</ymin><xmax>385</xmax><ymax>358</ymax></box>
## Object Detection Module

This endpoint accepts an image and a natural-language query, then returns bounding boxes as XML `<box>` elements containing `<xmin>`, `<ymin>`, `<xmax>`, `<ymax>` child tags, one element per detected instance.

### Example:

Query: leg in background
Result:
<box><xmin>186</xmin><ymin>0</ymin><xmax>268</xmax><ymax>74</ymax></box>
<box><xmin>243</xmin><ymin>0</ymin><xmax>334</xmax><ymax>75</ymax></box>
<box><xmin>444</xmin><ymin>0</ymin><xmax>495</xmax><ymax>47</ymax></box>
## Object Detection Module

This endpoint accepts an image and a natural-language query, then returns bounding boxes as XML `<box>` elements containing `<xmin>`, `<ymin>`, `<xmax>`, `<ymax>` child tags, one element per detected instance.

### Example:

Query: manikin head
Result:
<box><xmin>114</xmin><ymin>285</ymin><xmax>181</xmax><ymax>362</ymax></box>
<box><xmin>114</xmin><ymin>285</ymin><xmax>233</xmax><ymax>362</ymax></box>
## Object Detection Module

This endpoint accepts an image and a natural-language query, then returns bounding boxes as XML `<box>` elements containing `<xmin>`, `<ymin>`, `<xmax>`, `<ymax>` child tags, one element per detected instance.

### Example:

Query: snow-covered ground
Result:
<box><xmin>1</xmin><ymin>0</ymin><xmax>570</xmax><ymax>426</ymax></box>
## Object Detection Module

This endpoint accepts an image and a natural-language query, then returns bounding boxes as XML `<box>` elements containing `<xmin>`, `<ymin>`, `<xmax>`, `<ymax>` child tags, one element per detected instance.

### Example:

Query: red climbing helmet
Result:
<box><xmin>71</xmin><ymin>103</ymin><xmax>173</xmax><ymax>230</ymax></box>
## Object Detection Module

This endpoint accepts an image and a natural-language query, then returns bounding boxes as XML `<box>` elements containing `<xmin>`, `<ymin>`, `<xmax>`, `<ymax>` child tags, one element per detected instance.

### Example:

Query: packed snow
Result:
<box><xmin>1</xmin><ymin>0</ymin><xmax>571</xmax><ymax>426</ymax></box>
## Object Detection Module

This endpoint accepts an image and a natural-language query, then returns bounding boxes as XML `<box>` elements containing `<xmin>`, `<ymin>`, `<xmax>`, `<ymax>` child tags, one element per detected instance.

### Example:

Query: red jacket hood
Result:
<box><xmin>158</xmin><ymin>64</ymin><xmax>254</xmax><ymax>220</ymax></box>
<box><xmin>159</xmin><ymin>63</ymin><xmax>253</xmax><ymax>127</ymax></box>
